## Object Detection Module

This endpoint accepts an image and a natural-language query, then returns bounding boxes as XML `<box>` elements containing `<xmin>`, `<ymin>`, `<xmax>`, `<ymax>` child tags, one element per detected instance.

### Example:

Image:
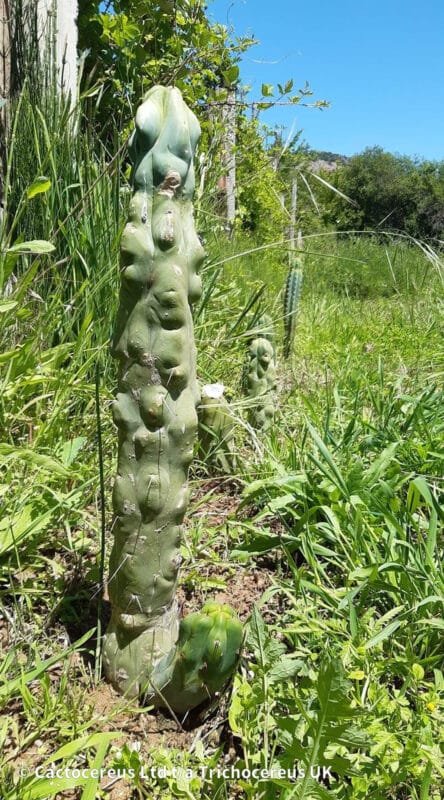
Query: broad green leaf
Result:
<box><xmin>261</xmin><ymin>83</ymin><xmax>274</xmax><ymax>97</ymax></box>
<box><xmin>0</xmin><ymin>443</ymin><xmax>70</xmax><ymax>476</ymax></box>
<box><xmin>7</xmin><ymin>240</ymin><xmax>55</xmax><ymax>254</ymax></box>
<box><xmin>317</xmin><ymin>658</ymin><xmax>353</xmax><ymax>715</ymax></box>
<box><xmin>223</xmin><ymin>65</ymin><xmax>239</xmax><ymax>85</ymax></box>
<box><xmin>60</xmin><ymin>437</ymin><xmax>87</xmax><ymax>467</ymax></box>
<box><xmin>44</xmin><ymin>732</ymin><xmax>118</xmax><ymax>766</ymax></box>
<box><xmin>364</xmin><ymin>619</ymin><xmax>402</xmax><ymax>649</ymax></box>
<box><xmin>26</xmin><ymin>177</ymin><xmax>51</xmax><ymax>199</ymax></box>
<box><xmin>0</xmin><ymin>300</ymin><xmax>17</xmax><ymax>313</ymax></box>
<box><xmin>412</xmin><ymin>663</ymin><xmax>425</xmax><ymax>680</ymax></box>
<box><xmin>324</xmin><ymin>722</ymin><xmax>370</xmax><ymax>748</ymax></box>
<box><xmin>261</xmin><ymin>492</ymin><xmax>297</xmax><ymax>515</ymax></box>
<box><xmin>247</xmin><ymin>606</ymin><xmax>267</xmax><ymax>665</ymax></box>
<box><xmin>268</xmin><ymin>657</ymin><xmax>303</xmax><ymax>683</ymax></box>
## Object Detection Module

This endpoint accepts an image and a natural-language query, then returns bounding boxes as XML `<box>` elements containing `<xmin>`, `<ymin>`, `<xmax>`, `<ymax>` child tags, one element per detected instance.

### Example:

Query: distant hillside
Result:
<box><xmin>308</xmin><ymin>150</ymin><xmax>349</xmax><ymax>174</ymax></box>
<box><xmin>309</xmin><ymin>150</ymin><xmax>349</xmax><ymax>163</ymax></box>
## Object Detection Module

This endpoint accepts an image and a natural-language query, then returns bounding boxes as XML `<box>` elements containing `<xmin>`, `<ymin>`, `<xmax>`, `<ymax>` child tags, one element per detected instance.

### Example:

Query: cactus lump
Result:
<box><xmin>103</xmin><ymin>86</ymin><xmax>242</xmax><ymax>710</ymax></box>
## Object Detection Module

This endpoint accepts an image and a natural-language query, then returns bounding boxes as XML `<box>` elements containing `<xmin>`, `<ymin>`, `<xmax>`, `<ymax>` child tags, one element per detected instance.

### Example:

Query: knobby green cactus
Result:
<box><xmin>103</xmin><ymin>86</ymin><xmax>242</xmax><ymax>710</ymax></box>
<box><xmin>244</xmin><ymin>316</ymin><xmax>277</xmax><ymax>430</ymax></box>
<box><xmin>283</xmin><ymin>232</ymin><xmax>304</xmax><ymax>359</ymax></box>
<box><xmin>198</xmin><ymin>383</ymin><xmax>237</xmax><ymax>474</ymax></box>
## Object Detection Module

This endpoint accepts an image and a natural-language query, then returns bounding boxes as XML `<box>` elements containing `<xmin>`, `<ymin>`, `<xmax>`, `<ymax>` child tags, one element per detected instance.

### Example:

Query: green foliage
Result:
<box><xmin>76</xmin><ymin>2</ymin><xmax>322</xmax><ymax>244</ymax></box>
<box><xmin>228</xmin><ymin>611</ymin><xmax>369</xmax><ymax>798</ymax></box>
<box><xmin>2</xmin><ymin>162</ymin><xmax>443</xmax><ymax>795</ymax></box>
<box><xmin>235</xmin><ymin>116</ymin><xmax>288</xmax><ymax>239</ymax></box>
<box><xmin>78</xmin><ymin>0</ymin><xmax>255</xmax><ymax>141</ymax></box>
<box><xmin>1</xmin><ymin>10</ymin><xmax>443</xmax><ymax>794</ymax></box>
<box><xmin>320</xmin><ymin>146</ymin><xmax>444</xmax><ymax>239</ymax></box>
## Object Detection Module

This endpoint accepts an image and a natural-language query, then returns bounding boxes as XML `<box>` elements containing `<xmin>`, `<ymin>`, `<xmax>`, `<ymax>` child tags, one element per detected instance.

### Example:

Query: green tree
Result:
<box><xmin>320</xmin><ymin>146</ymin><xmax>444</xmax><ymax>239</ymax></box>
<box><xmin>78</xmin><ymin>0</ymin><xmax>254</xmax><ymax>142</ymax></box>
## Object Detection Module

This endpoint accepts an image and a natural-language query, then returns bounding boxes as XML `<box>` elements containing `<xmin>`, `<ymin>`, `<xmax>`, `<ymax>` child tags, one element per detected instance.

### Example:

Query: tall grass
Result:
<box><xmin>0</xmin><ymin>80</ymin><xmax>124</xmax><ymax>667</ymax></box>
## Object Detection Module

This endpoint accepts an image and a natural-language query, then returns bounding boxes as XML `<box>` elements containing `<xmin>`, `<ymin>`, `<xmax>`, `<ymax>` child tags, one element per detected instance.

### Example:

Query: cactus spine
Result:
<box><xmin>103</xmin><ymin>87</ymin><xmax>242</xmax><ymax>709</ymax></box>
<box><xmin>244</xmin><ymin>316</ymin><xmax>277</xmax><ymax>431</ymax></box>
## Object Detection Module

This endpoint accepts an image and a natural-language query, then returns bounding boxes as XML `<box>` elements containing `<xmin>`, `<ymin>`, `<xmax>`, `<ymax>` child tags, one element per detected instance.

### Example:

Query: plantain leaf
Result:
<box><xmin>26</xmin><ymin>176</ymin><xmax>51</xmax><ymax>199</ymax></box>
<box><xmin>7</xmin><ymin>240</ymin><xmax>55</xmax><ymax>254</ymax></box>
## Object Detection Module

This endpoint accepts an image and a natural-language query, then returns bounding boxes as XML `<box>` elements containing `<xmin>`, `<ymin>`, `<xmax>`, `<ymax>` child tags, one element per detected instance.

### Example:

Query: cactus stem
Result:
<box><xmin>244</xmin><ymin>316</ymin><xmax>277</xmax><ymax>431</ymax></box>
<box><xmin>103</xmin><ymin>86</ymin><xmax>243</xmax><ymax>711</ymax></box>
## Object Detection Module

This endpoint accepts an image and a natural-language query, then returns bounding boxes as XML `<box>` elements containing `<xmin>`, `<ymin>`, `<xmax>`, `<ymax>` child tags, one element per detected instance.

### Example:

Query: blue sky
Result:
<box><xmin>208</xmin><ymin>0</ymin><xmax>444</xmax><ymax>160</ymax></box>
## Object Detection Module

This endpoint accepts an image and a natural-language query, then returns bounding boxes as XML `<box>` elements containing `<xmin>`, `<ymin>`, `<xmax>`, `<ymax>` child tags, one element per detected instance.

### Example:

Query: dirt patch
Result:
<box><xmin>104</xmin><ymin>782</ymin><xmax>133</xmax><ymax>800</ymax></box>
<box><xmin>85</xmin><ymin>683</ymin><xmax>195</xmax><ymax>750</ymax></box>
<box><xmin>179</xmin><ymin>563</ymin><xmax>271</xmax><ymax>619</ymax></box>
<box><xmin>189</xmin><ymin>477</ymin><xmax>242</xmax><ymax>526</ymax></box>
<box><xmin>213</xmin><ymin>568</ymin><xmax>270</xmax><ymax>618</ymax></box>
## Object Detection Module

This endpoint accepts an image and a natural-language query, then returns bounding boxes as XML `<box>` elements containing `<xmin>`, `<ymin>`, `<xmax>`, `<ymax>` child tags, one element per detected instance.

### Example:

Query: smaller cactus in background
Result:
<box><xmin>198</xmin><ymin>383</ymin><xmax>237</xmax><ymax>474</ymax></box>
<box><xmin>244</xmin><ymin>315</ymin><xmax>277</xmax><ymax>431</ymax></box>
<box><xmin>283</xmin><ymin>232</ymin><xmax>304</xmax><ymax>359</ymax></box>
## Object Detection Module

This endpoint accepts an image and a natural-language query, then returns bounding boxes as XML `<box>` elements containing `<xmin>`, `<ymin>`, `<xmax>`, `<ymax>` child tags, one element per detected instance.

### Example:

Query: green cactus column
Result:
<box><xmin>283</xmin><ymin>231</ymin><xmax>304</xmax><ymax>359</ymax></box>
<box><xmin>103</xmin><ymin>87</ymin><xmax>242</xmax><ymax>710</ymax></box>
<box><xmin>244</xmin><ymin>317</ymin><xmax>277</xmax><ymax>431</ymax></box>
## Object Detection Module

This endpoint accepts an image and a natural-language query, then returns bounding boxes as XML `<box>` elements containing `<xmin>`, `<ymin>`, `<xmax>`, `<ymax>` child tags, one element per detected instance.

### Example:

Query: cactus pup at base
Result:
<box><xmin>103</xmin><ymin>86</ymin><xmax>242</xmax><ymax>710</ymax></box>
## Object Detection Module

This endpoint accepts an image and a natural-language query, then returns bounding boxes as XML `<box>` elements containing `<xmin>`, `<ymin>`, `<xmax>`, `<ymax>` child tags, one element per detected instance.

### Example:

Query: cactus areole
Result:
<box><xmin>103</xmin><ymin>87</ymin><xmax>242</xmax><ymax>711</ymax></box>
